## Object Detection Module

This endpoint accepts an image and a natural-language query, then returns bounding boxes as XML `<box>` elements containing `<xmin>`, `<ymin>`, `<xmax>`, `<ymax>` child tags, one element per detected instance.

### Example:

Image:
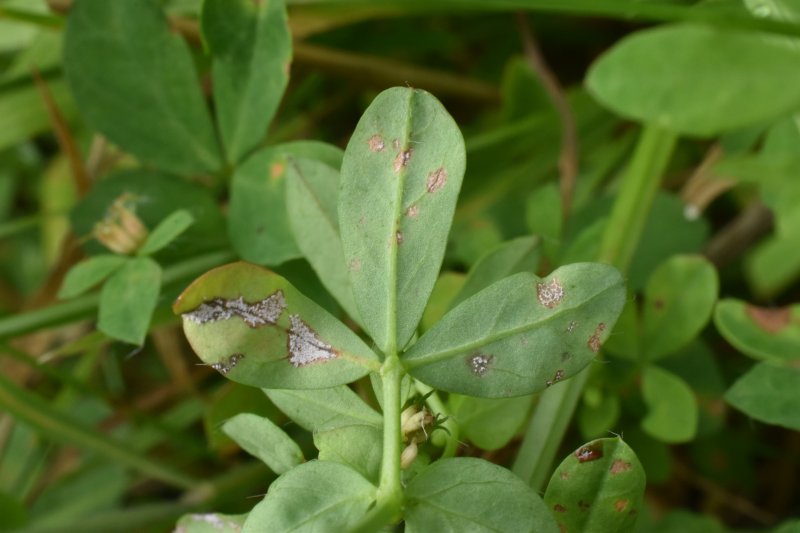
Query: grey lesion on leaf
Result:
<box><xmin>287</xmin><ymin>314</ymin><xmax>338</xmax><ymax>367</ymax></box>
<box><xmin>467</xmin><ymin>352</ymin><xmax>493</xmax><ymax>377</ymax></box>
<box><xmin>587</xmin><ymin>322</ymin><xmax>606</xmax><ymax>353</ymax></box>
<box><xmin>183</xmin><ymin>291</ymin><xmax>286</xmax><ymax>328</ymax></box>
<box><xmin>546</xmin><ymin>368</ymin><xmax>565</xmax><ymax>387</ymax></box>
<box><xmin>426</xmin><ymin>166</ymin><xmax>448</xmax><ymax>193</ymax></box>
<box><xmin>536</xmin><ymin>278</ymin><xmax>564</xmax><ymax>309</ymax></box>
<box><xmin>368</xmin><ymin>134</ymin><xmax>385</xmax><ymax>152</ymax></box>
<box><xmin>210</xmin><ymin>353</ymin><xmax>244</xmax><ymax>375</ymax></box>
<box><xmin>405</xmin><ymin>204</ymin><xmax>419</xmax><ymax>218</ymax></box>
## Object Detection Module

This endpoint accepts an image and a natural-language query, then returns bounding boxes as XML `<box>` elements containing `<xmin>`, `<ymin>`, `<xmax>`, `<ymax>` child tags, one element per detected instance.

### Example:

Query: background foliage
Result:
<box><xmin>0</xmin><ymin>0</ymin><xmax>799</xmax><ymax>531</ymax></box>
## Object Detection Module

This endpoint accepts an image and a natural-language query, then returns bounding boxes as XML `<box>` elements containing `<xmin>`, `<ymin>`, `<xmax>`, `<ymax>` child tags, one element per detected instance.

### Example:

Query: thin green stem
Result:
<box><xmin>0</xmin><ymin>249</ymin><xmax>235</xmax><ymax>341</ymax></box>
<box><xmin>513</xmin><ymin>123</ymin><xmax>677</xmax><ymax>491</ymax></box>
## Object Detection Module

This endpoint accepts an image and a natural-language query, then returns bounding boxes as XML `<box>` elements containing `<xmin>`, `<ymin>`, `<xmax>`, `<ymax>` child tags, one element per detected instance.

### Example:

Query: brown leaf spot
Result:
<box><xmin>368</xmin><ymin>134</ymin><xmax>385</xmax><ymax>152</ymax></box>
<box><xmin>578</xmin><ymin>500</ymin><xmax>591</xmax><ymax>512</ymax></box>
<box><xmin>610</xmin><ymin>459</ymin><xmax>632</xmax><ymax>475</ymax></box>
<box><xmin>396</xmin><ymin>231</ymin><xmax>404</xmax><ymax>245</ymax></box>
<box><xmin>575</xmin><ymin>441</ymin><xmax>603</xmax><ymax>463</ymax></box>
<box><xmin>614</xmin><ymin>499</ymin><xmax>629</xmax><ymax>512</ymax></box>
<box><xmin>546</xmin><ymin>369</ymin><xmax>565</xmax><ymax>387</ymax></box>
<box><xmin>561</xmin><ymin>352</ymin><xmax>572</xmax><ymax>362</ymax></box>
<box><xmin>426</xmin><ymin>167</ymin><xmax>448</xmax><ymax>193</ymax></box>
<box><xmin>653</xmin><ymin>298</ymin><xmax>665</xmax><ymax>310</ymax></box>
<box><xmin>270</xmin><ymin>161</ymin><xmax>285</xmax><ymax>181</ymax></box>
<box><xmin>559</xmin><ymin>525</ymin><xmax>568</xmax><ymax>533</ymax></box>
<box><xmin>405</xmin><ymin>204</ymin><xmax>419</xmax><ymax>218</ymax></box>
<box><xmin>559</xmin><ymin>470</ymin><xmax>570</xmax><ymax>480</ymax></box>
<box><xmin>553</xmin><ymin>504</ymin><xmax>567</xmax><ymax>513</ymax></box>
<box><xmin>467</xmin><ymin>352</ymin><xmax>493</xmax><ymax>377</ymax></box>
<box><xmin>393</xmin><ymin>149</ymin><xmax>412</xmax><ymax>173</ymax></box>
<box><xmin>537</xmin><ymin>278</ymin><xmax>564</xmax><ymax>308</ymax></box>
<box><xmin>587</xmin><ymin>323</ymin><xmax>606</xmax><ymax>353</ymax></box>
<box><xmin>746</xmin><ymin>305</ymin><xmax>791</xmax><ymax>334</ymax></box>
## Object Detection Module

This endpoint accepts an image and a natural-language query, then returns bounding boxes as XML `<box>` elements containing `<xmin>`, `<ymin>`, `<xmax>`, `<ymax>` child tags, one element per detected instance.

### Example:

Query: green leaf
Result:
<box><xmin>175</xmin><ymin>512</ymin><xmax>247</xmax><ymax>533</ymax></box>
<box><xmin>587</xmin><ymin>24</ymin><xmax>800</xmax><ymax>136</ymax></box>
<box><xmin>58</xmin><ymin>255</ymin><xmax>127</xmax><ymax>299</ymax></box>
<box><xmin>314</xmin><ymin>424</ymin><xmax>382</xmax><ymax>484</ymax></box>
<box><xmin>404</xmin><ymin>457</ymin><xmax>558</xmax><ymax>533</ymax></box>
<box><xmin>98</xmin><ymin>257</ymin><xmax>162</xmax><ymax>345</ymax></box>
<box><xmin>222</xmin><ymin>413</ymin><xmax>303</xmax><ymax>474</ymax></box>
<box><xmin>242</xmin><ymin>461</ymin><xmax>375</xmax><ymax>533</ymax></box>
<box><xmin>264</xmin><ymin>386</ymin><xmax>382</xmax><ymax>432</ymax></box>
<box><xmin>174</xmin><ymin>262</ymin><xmax>379</xmax><ymax>389</ymax></box>
<box><xmin>204</xmin><ymin>382</ymin><xmax>279</xmax><ymax>452</ymax></box>
<box><xmin>137</xmin><ymin>209</ymin><xmax>195</xmax><ymax>256</ymax></box>
<box><xmin>285</xmin><ymin>157</ymin><xmax>360</xmax><ymax>323</ymax></box>
<box><xmin>641</xmin><ymin>366</ymin><xmax>698</xmax><ymax>443</ymax></box>
<box><xmin>544</xmin><ymin>437</ymin><xmax>645</xmax><ymax>533</ymax></box>
<box><xmin>202</xmin><ymin>0</ymin><xmax>291</xmax><ymax>164</ymax></box>
<box><xmin>339</xmin><ymin>87</ymin><xmax>466</xmax><ymax>354</ymax></box>
<box><xmin>449</xmin><ymin>394</ymin><xmax>533</xmax><ymax>451</ymax></box>
<box><xmin>641</xmin><ymin>255</ymin><xmax>718</xmax><ymax>361</ymax></box>
<box><xmin>403</xmin><ymin>263</ymin><xmax>626</xmax><ymax>398</ymax></box>
<box><xmin>450</xmin><ymin>235</ymin><xmax>541</xmax><ymax>309</ymax></box>
<box><xmin>229</xmin><ymin>148</ymin><xmax>300</xmax><ymax>266</ymax></box>
<box><xmin>714</xmin><ymin>299</ymin><xmax>800</xmax><ymax>363</ymax></box>
<box><xmin>578</xmin><ymin>391</ymin><xmax>620</xmax><ymax>440</ymax></box>
<box><xmin>725</xmin><ymin>361</ymin><xmax>800</xmax><ymax>430</ymax></box>
<box><xmin>63</xmin><ymin>0</ymin><xmax>222</xmax><ymax>175</ymax></box>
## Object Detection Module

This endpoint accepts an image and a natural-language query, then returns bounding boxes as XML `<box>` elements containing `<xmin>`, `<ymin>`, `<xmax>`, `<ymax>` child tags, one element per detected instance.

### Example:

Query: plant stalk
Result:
<box><xmin>513</xmin><ymin>123</ymin><xmax>677</xmax><ymax>491</ymax></box>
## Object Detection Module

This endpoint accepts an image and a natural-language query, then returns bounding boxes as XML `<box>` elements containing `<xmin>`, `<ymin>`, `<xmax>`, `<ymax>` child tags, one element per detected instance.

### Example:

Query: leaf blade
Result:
<box><xmin>98</xmin><ymin>257</ymin><xmax>162</xmax><ymax>345</ymax></box>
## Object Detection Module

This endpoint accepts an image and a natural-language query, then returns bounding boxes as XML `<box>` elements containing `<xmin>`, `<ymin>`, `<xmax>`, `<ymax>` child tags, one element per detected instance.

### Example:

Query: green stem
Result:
<box><xmin>352</xmin><ymin>355</ymin><xmax>403</xmax><ymax>533</ymax></box>
<box><xmin>0</xmin><ymin>249</ymin><xmax>235</xmax><ymax>341</ymax></box>
<box><xmin>513</xmin><ymin>123</ymin><xmax>677</xmax><ymax>490</ymax></box>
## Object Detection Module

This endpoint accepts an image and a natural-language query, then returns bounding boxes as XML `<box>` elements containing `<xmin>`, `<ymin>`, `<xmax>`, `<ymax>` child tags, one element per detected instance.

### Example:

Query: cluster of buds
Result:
<box><xmin>92</xmin><ymin>193</ymin><xmax>148</xmax><ymax>254</ymax></box>
<box><xmin>400</xmin><ymin>404</ymin><xmax>436</xmax><ymax>469</ymax></box>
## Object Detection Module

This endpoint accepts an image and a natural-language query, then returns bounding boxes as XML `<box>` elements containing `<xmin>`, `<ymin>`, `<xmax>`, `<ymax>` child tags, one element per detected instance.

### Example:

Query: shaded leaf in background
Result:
<box><xmin>314</xmin><ymin>424</ymin><xmax>382</xmax><ymax>484</ymax></box>
<box><xmin>641</xmin><ymin>255</ymin><xmax>718</xmax><ymax>361</ymax></box>
<box><xmin>264</xmin><ymin>386</ymin><xmax>382</xmax><ymax>432</ymax></box>
<box><xmin>449</xmin><ymin>394</ymin><xmax>533</xmax><ymax>450</ymax></box>
<box><xmin>525</xmin><ymin>184</ymin><xmax>561</xmax><ymax>261</ymax></box>
<box><xmin>175</xmin><ymin>512</ymin><xmax>247</xmax><ymax>533</ymax></box>
<box><xmin>70</xmin><ymin>170</ymin><xmax>227</xmax><ymax>262</ymax></box>
<box><xmin>339</xmin><ymin>87</ymin><xmax>466</xmax><ymax>354</ymax></box>
<box><xmin>419</xmin><ymin>272</ymin><xmax>466</xmax><ymax>332</ymax></box>
<box><xmin>242</xmin><ymin>461</ymin><xmax>375</xmax><ymax>533</ymax></box>
<box><xmin>641</xmin><ymin>366</ymin><xmax>698</xmax><ymax>443</ymax></box>
<box><xmin>403</xmin><ymin>263</ymin><xmax>625</xmax><ymax>398</ymax></box>
<box><xmin>63</xmin><ymin>0</ymin><xmax>222</xmax><ymax>175</ymax></box>
<box><xmin>714</xmin><ymin>299</ymin><xmax>800</xmax><ymax>363</ymax></box>
<box><xmin>405</xmin><ymin>458</ymin><xmax>558</xmax><ymax>533</ymax></box>
<box><xmin>725</xmin><ymin>362</ymin><xmax>800</xmax><ymax>430</ymax></box>
<box><xmin>202</xmin><ymin>0</ymin><xmax>291</xmax><ymax>164</ymax></box>
<box><xmin>98</xmin><ymin>257</ymin><xmax>161</xmax><ymax>345</ymax></box>
<box><xmin>58</xmin><ymin>255</ymin><xmax>127</xmax><ymax>299</ymax></box>
<box><xmin>587</xmin><ymin>24</ymin><xmax>800</xmax><ymax>136</ymax></box>
<box><xmin>174</xmin><ymin>262</ymin><xmax>379</xmax><ymax>389</ymax></box>
<box><xmin>544</xmin><ymin>437</ymin><xmax>645</xmax><ymax>533</ymax></box>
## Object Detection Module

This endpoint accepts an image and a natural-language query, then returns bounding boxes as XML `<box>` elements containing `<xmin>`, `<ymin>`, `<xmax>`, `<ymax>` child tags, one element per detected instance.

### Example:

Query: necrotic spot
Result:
<box><xmin>426</xmin><ymin>167</ymin><xmax>447</xmax><ymax>193</ymax></box>
<box><xmin>587</xmin><ymin>323</ymin><xmax>606</xmax><ymax>353</ymax></box>
<box><xmin>184</xmin><ymin>291</ymin><xmax>286</xmax><ymax>328</ymax></box>
<box><xmin>287</xmin><ymin>315</ymin><xmax>338</xmax><ymax>367</ymax></box>
<box><xmin>537</xmin><ymin>278</ymin><xmax>564</xmax><ymax>308</ymax></box>
<box><xmin>575</xmin><ymin>441</ymin><xmax>604</xmax><ymax>463</ymax></box>
<box><xmin>467</xmin><ymin>352</ymin><xmax>493</xmax><ymax>377</ymax></box>
<box><xmin>393</xmin><ymin>149</ymin><xmax>412</xmax><ymax>173</ymax></box>
<box><xmin>211</xmin><ymin>353</ymin><xmax>245</xmax><ymax>375</ymax></box>
<box><xmin>368</xmin><ymin>134</ymin><xmax>385</xmax><ymax>152</ymax></box>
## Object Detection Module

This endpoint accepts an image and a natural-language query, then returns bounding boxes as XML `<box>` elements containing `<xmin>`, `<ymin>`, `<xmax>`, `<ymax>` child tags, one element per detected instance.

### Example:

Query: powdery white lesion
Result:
<box><xmin>211</xmin><ymin>353</ymin><xmax>244</xmax><ymax>375</ymax></box>
<box><xmin>287</xmin><ymin>314</ymin><xmax>338</xmax><ymax>367</ymax></box>
<box><xmin>467</xmin><ymin>352</ymin><xmax>493</xmax><ymax>377</ymax></box>
<box><xmin>183</xmin><ymin>290</ymin><xmax>286</xmax><ymax>328</ymax></box>
<box><xmin>536</xmin><ymin>278</ymin><xmax>564</xmax><ymax>309</ymax></box>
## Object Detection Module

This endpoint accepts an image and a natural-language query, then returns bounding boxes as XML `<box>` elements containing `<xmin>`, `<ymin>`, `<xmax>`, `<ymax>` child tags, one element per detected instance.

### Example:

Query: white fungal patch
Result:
<box><xmin>210</xmin><ymin>353</ymin><xmax>244</xmax><ymax>375</ymax></box>
<box><xmin>287</xmin><ymin>315</ymin><xmax>337</xmax><ymax>367</ymax></box>
<box><xmin>468</xmin><ymin>352</ymin><xmax>493</xmax><ymax>377</ymax></box>
<box><xmin>368</xmin><ymin>134</ymin><xmax>385</xmax><ymax>152</ymax></box>
<box><xmin>566</xmin><ymin>320</ymin><xmax>577</xmax><ymax>333</ymax></box>
<box><xmin>546</xmin><ymin>369</ymin><xmax>565</xmax><ymax>387</ymax></box>
<box><xmin>588</xmin><ymin>323</ymin><xmax>606</xmax><ymax>353</ymax></box>
<box><xmin>393</xmin><ymin>149</ymin><xmax>412</xmax><ymax>173</ymax></box>
<box><xmin>426</xmin><ymin>166</ymin><xmax>447</xmax><ymax>193</ymax></box>
<box><xmin>184</xmin><ymin>291</ymin><xmax>286</xmax><ymax>328</ymax></box>
<box><xmin>405</xmin><ymin>204</ymin><xmax>419</xmax><ymax>218</ymax></box>
<box><xmin>536</xmin><ymin>278</ymin><xmax>564</xmax><ymax>309</ymax></box>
